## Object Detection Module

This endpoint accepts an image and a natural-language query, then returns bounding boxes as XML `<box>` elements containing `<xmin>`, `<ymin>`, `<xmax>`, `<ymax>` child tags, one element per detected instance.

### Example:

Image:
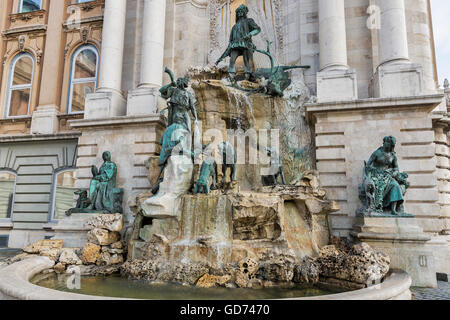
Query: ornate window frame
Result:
<box><xmin>5</xmin><ymin>52</ymin><xmax>35</xmax><ymax>119</ymax></box>
<box><xmin>67</xmin><ymin>44</ymin><xmax>99</xmax><ymax>114</ymax></box>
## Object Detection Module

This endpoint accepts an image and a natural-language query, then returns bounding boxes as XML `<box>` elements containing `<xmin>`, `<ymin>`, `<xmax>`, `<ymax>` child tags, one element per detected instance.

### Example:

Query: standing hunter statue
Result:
<box><xmin>215</xmin><ymin>4</ymin><xmax>261</xmax><ymax>81</ymax></box>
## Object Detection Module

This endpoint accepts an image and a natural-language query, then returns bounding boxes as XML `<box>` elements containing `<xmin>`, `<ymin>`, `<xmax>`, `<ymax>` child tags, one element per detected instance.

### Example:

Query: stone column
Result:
<box><xmin>316</xmin><ymin>0</ymin><xmax>357</xmax><ymax>102</ymax></box>
<box><xmin>378</xmin><ymin>0</ymin><xmax>409</xmax><ymax>66</ymax></box>
<box><xmin>127</xmin><ymin>0</ymin><xmax>167</xmax><ymax>116</ymax></box>
<box><xmin>31</xmin><ymin>0</ymin><xmax>66</xmax><ymax>134</ymax></box>
<box><xmin>85</xmin><ymin>0</ymin><xmax>128</xmax><ymax>119</ymax></box>
<box><xmin>371</xmin><ymin>0</ymin><xmax>424</xmax><ymax>98</ymax></box>
<box><xmin>318</xmin><ymin>0</ymin><xmax>348</xmax><ymax>72</ymax></box>
<box><xmin>140</xmin><ymin>0</ymin><xmax>166</xmax><ymax>88</ymax></box>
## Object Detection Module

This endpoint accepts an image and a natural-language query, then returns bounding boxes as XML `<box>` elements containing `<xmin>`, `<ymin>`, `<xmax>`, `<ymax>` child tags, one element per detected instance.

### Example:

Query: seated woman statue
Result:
<box><xmin>87</xmin><ymin>151</ymin><xmax>118</xmax><ymax>213</ymax></box>
<box><xmin>359</xmin><ymin>136</ymin><xmax>411</xmax><ymax>216</ymax></box>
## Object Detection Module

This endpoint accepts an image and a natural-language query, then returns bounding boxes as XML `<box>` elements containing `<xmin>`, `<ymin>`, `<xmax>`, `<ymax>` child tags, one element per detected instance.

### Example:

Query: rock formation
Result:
<box><xmin>9</xmin><ymin>214</ymin><xmax>126</xmax><ymax>275</ymax></box>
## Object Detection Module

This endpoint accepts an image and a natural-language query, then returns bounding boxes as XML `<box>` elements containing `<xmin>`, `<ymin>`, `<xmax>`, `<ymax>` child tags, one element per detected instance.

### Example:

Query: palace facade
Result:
<box><xmin>0</xmin><ymin>0</ymin><xmax>448</xmax><ymax>282</ymax></box>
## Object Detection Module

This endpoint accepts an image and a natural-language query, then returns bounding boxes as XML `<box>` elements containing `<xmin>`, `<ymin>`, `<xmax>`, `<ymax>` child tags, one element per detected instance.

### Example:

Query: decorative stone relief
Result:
<box><xmin>63</xmin><ymin>22</ymin><xmax>102</xmax><ymax>59</ymax></box>
<box><xmin>18</xmin><ymin>35</ymin><xmax>26</xmax><ymax>52</ymax></box>
<box><xmin>3</xmin><ymin>28</ymin><xmax>46</xmax><ymax>66</ymax></box>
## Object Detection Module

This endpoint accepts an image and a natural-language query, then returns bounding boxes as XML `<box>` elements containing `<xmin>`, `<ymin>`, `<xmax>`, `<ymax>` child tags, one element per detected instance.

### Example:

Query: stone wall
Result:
<box><xmin>306</xmin><ymin>95</ymin><xmax>443</xmax><ymax>238</ymax></box>
<box><xmin>0</xmin><ymin>135</ymin><xmax>79</xmax><ymax>248</ymax></box>
<box><xmin>434</xmin><ymin>124</ymin><xmax>450</xmax><ymax>236</ymax></box>
<box><xmin>70</xmin><ymin>116</ymin><xmax>165</xmax><ymax>225</ymax></box>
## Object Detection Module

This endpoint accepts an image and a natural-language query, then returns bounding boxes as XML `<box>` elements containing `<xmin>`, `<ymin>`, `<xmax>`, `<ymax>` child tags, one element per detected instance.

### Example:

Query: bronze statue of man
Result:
<box><xmin>215</xmin><ymin>4</ymin><xmax>261</xmax><ymax>80</ymax></box>
<box><xmin>87</xmin><ymin>151</ymin><xmax>119</xmax><ymax>213</ymax></box>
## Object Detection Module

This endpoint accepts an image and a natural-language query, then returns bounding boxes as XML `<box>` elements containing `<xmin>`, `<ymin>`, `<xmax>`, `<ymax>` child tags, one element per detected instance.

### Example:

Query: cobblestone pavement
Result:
<box><xmin>412</xmin><ymin>281</ymin><xmax>450</xmax><ymax>300</ymax></box>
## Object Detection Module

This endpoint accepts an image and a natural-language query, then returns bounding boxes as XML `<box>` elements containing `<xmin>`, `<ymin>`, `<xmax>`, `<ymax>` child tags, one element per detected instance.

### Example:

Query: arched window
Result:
<box><xmin>6</xmin><ymin>53</ymin><xmax>34</xmax><ymax>118</ymax></box>
<box><xmin>0</xmin><ymin>171</ymin><xmax>17</xmax><ymax>221</ymax></box>
<box><xmin>68</xmin><ymin>45</ymin><xmax>99</xmax><ymax>114</ymax></box>
<box><xmin>50</xmin><ymin>169</ymin><xmax>77</xmax><ymax>221</ymax></box>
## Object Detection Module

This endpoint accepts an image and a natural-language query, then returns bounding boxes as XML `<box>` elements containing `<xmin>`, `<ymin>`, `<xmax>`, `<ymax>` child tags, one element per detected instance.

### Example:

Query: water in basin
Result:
<box><xmin>31</xmin><ymin>273</ymin><xmax>345</xmax><ymax>300</ymax></box>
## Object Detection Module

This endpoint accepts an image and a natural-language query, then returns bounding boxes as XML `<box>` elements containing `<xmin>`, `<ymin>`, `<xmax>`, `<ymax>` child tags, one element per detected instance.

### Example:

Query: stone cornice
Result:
<box><xmin>9</xmin><ymin>10</ymin><xmax>46</xmax><ymax>23</ymax></box>
<box><xmin>2</xmin><ymin>25</ymin><xmax>47</xmax><ymax>37</ymax></box>
<box><xmin>305</xmin><ymin>94</ymin><xmax>445</xmax><ymax>123</ymax></box>
<box><xmin>62</xmin><ymin>16</ymin><xmax>104</xmax><ymax>29</ymax></box>
<box><xmin>0</xmin><ymin>132</ymin><xmax>81</xmax><ymax>143</ymax></box>
<box><xmin>68</xmin><ymin>114</ymin><xmax>167</xmax><ymax>130</ymax></box>
<box><xmin>0</xmin><ymin>117</ymin><xmax>32</xmax><ymax>129</ymax></box>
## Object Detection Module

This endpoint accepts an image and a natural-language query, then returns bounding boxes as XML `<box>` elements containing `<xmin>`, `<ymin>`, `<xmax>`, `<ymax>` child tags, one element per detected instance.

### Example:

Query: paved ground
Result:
<box><xmin>0</xmin><ymin>249</ymin><xmax>21</xmax><ymax>262</ymax></box>
<box><xmin>412</xmin><ymin>281</ymin><xmax>450</xmax><ymax>300</ymax></box>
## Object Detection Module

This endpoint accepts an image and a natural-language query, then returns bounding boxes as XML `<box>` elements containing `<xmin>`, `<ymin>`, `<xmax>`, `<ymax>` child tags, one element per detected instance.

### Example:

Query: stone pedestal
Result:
<box><xmin>371</xmin><ymin>63</ymin><xmax>424</xmax><ymax>98</ymax></box>
<box><xmin>69</xmin><ymin>115</ymin><xmax>166</xmax><ymax>220</ymax></box>
<box><xmin>351</xmin><ymin>216</ymin><xmax>437</xmax><ymax>288</ymax></box>
<box><xmin>51</xmin><ymin>213</ymin><xmax>102</xmax><ymax>248</ymax></box>
<box><xmin>317</xmin><ymin>69</ymin><xmax>358</xmax><ymax>102</ymax></box>
<box><xmin>305</xmin><ymin>95</ymin><xmax>443</xmax><ymax>239</ymax></box>
<box><xmin>84</xmin><ymin>91</ymin><xmax>127</xmax><ymax>119</ymax></box>
<box><xmin>126</xmin><ymin>88</ymin><xmax>163</xmax><ymax>116</ymax></box>
<box><xmin>30</xmin><ymin>106</ymin><xmax>59</xmax><ymax>135</ymax></box>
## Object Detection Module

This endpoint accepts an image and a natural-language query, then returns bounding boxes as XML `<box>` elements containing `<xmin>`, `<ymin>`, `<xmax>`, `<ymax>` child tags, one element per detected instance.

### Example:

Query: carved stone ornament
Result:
<box><xmin>18</xmin><ymin>35</ymin><xmax>26</xmax><ymax>52</ymax></box>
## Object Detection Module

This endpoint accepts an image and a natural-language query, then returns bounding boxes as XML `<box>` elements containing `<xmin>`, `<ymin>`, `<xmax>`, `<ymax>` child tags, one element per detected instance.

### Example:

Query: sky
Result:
<box><xmin>431</xmin><ymin>0</ymin><xmax>450</xmax><ymax>87</ymax></box>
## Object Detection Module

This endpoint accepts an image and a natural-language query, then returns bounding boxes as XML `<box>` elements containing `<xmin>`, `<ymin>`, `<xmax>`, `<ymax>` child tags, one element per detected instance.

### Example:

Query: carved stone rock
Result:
<box><xmin>39</xmin><ymin>248</ymin><xmax>62</xmax><ymax>262</ymax></box>
<box><xmin>85</xmin><ymin>214</ymin><xmax>123</xmax><ymax>232</ymax></box>
<box><xmin>196</xmin><ymin>274</ymin><xmax>231</xmax><ymax>288</ymax></box>
<box><xmin>81</xmin><ymin>243</ymin><xmax>101</xmax><ymax>265</ymax></box>
<box><xmin>87</xmin><ymin>228</ymin><xmax>121</xmax><ymax>246</ymax></box>
<box><xmin>23</xmin><ymin>239</ymin><xmax>64</xmax><ymax>254</ymax></box>
<box><xmin>315</xmin><ymin>243</ymin><xmax>390</xmax><ymax>286</ymax></box>
<box><xmin>59</xmin><ymin>248</ymin><xmax>82</xmax><ymax>266</ymax></box>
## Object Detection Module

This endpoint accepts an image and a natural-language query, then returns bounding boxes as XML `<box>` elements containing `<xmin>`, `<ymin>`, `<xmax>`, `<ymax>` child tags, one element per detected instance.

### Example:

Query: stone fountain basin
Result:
<box><xmin>0</xmin><ymin>256</ymin><xmax>412</xmax><ymax>300</ymax></box>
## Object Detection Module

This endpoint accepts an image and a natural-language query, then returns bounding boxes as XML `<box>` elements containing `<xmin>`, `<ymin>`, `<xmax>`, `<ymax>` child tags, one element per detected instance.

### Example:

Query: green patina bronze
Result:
<box><xmin>152</xmin><ymin>111</ymin><xmax>193</xmax><ymax>195</ymax></box>
<box><xmin>193</xmin><ymin>147</ymin><xmax>218</xmax><ymax>195</ymax></box>
<box><xmin>358</xmin><ymin>136</ymin><xmax>412</xmax><ymax>217</ymax></box>
<box><xmin>152</xmin><ymin>67</ymin><xmax>198</xmax><ymax>195</ymax></box>
<box><xmin>66</xmin><ymin>151</ymin><xmax>123</xmax><ymax>215</ymax></box>
<box><xmin>215</xmin><ymin>5</ymin><xmax>309</xmax><ymax>96</ymax></box>
<box><xmin>216</xmin><ymin>4</ymin><xmax>261</xmax><ymax>80</ymax></box>
<box><xmin>261</xmin><ymin>147</ymin><xmax>286</xmax><ymax>186</ymax></box>
<box><xmin>65</xmin><ymin>190</ymin><xmax>90</xmax><ymax>216</ymax></box>
<box><xmin>160</xmin><ymin>67</ymin><xmax>198</xmax><ymax>133</ymax></box>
